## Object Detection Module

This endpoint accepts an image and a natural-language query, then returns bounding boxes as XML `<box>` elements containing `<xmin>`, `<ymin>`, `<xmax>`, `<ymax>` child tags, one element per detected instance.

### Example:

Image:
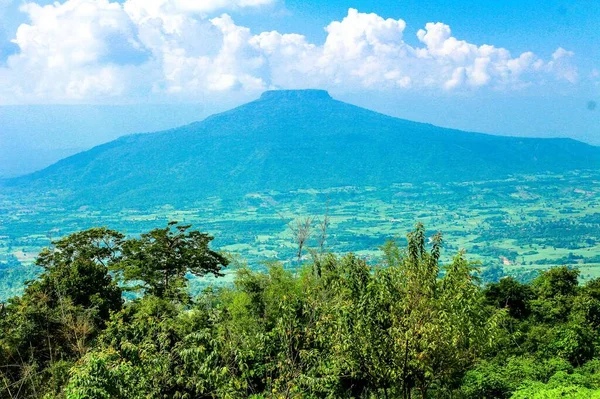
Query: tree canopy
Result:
<box><xmin>2</xmin><ymin>222</ymin><xmax>600</xmax><ymax>398</ymax></box>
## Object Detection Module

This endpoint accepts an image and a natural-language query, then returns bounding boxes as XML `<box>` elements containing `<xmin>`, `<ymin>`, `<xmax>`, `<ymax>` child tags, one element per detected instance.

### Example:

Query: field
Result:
<box><xmin>1</xmin><ymin>169</ymin><xmax>600</xmax><ymax>300</ymax></box>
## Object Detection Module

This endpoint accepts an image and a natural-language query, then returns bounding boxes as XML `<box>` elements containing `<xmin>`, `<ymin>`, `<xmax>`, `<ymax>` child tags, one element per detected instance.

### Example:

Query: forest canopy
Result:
<box><xmin>2</xmin><ymin>222</ymin><xmax>600</xmax><ymax>398</ymax></box>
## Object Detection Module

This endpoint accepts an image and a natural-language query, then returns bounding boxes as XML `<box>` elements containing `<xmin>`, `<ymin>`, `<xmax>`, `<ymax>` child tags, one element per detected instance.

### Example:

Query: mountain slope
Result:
<box><xmin>6</xmin><ymin>90</ymin><xmax>600</xmax><ymax>208</ymax></box>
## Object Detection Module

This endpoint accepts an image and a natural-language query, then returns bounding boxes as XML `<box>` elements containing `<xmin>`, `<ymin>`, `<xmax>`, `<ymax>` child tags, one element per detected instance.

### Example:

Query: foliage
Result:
<box><xmin>113</xmin><ymin>222</ymin><xmax>228</xmax><ymax>301</ymax></box>
<box><xmin>2</xmin><ymin>222</ymin><xmax>600</xmax><ymax>398</ymax></box>
<box><xmin>0</xmin><ymin>228</ymin><xmax>123</xmax><ymax>398</ymax></box>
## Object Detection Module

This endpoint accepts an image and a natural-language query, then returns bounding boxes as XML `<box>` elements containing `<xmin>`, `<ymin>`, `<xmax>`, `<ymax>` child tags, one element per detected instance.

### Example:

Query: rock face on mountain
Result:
<box><xmin>6</xmin><ymin>89</ymin><xmax>600</xmax><ymax>208</ymax></box>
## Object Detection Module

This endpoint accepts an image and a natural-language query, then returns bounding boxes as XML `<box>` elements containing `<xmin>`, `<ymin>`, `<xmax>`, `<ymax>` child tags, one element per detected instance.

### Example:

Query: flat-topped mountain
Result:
<box><xmin>5</xmin><ymin>90</ymin><xmax>600</xmax><ymax>208</ymax></box>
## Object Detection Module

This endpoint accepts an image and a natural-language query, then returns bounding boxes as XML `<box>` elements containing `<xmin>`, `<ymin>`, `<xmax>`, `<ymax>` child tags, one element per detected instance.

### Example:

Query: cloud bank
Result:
<box><xmin>0</xmin><ymin>0</ymin><xmax>579</xmax><ymax>103</ymax></box>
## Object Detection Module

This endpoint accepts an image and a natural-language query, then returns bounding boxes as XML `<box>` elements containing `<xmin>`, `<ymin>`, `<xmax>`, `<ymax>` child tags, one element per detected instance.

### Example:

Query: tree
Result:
<box><xmin>530</xmin><ymin>266</ymin><xmax>580</xmax><ymax>324</ymax></box>
<box><xmin>34</xmin><ymin>227</ymin><xmax>124</xmax><ymax>323</ymax></box>
<box><xmin>533</xmin><ymin>266</ymin><xmax>579</xmax><ymax>299</ymax></box>
<box><xmin>377</xmin><ymin>224</ymin><xmax>502</xmax><ymax>398</ymax></box>
<box><xmin>0</xmin><ymin>228</ymin><xmax>123</xmax><ymax>398</ymax></box>
<box><xmin>114</xmin><ymin>222</ymin><xmax>228</xmax><ymax>300</ymax></box>
<box><xmin>484</xmin><ymin>277</ymin><xmax>533</xmax><ymax>319</ymax></box>
<box><xmin>8</xmin><ymin>221</ymin><xmax>600</xmax><ymax>398</ymax></box>
<box><xmin>461</xmin><ymin>357</ymin><xmax>573</xmax><ymax>399</ymax></box>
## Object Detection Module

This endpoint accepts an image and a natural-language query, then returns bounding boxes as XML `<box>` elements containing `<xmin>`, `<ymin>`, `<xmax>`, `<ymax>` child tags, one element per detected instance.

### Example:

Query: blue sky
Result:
<box><xmin>259</xmin><ymin>1</ymin><xmax>599</xmax><ymax>56</ymax></box>
<box><xmin>0</xmin><ymin>0</ymin><xmax>598</xmax><ymax>149</ymax></box>
<box><xmin>4</xmin><ymin>0</ymin><xmax>597</xmax><ymax>74</ymax></box>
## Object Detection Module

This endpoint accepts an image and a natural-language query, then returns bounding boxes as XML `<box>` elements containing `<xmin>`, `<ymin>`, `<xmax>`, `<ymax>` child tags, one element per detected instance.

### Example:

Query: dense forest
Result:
<box><xmin>2</xmin><ymin>222</ymin><xmax>600</xmax><ymax>398</ymax></box>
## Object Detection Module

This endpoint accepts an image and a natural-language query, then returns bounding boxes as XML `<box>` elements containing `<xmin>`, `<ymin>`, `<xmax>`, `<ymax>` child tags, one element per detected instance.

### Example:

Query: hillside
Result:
<box><xmin>5</xmin><ymin>89</ymin><xmax>600</xmax><ymax>208</ymax></box>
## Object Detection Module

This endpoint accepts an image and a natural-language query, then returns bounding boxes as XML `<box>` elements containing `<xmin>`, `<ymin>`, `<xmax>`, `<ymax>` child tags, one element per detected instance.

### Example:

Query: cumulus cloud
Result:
<box><xmin>0</xmin><ymin>2</ymin><xmax>581</xmax><ymax>104</ymax></box>
<box><xmin>549</xmin><ymin>47</ymin><xmax>578</xmax><ymax>83</ymax></box>
<box><xmin>0</xmin><ymin>0</ymin><xmax>145</xmax><ymax>101</ymax></box>
<box><xmin>250</xmin><ymin>11</ymin><xmax>577</xmax><ymax>92</ymax></box>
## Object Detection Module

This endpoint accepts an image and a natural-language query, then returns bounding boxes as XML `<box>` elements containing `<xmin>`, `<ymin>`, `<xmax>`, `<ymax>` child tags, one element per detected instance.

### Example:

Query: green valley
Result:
<box><xmin>2</xmin><ymin>169</ymin><xmax>599</xmax><ymax>300</ymax></box>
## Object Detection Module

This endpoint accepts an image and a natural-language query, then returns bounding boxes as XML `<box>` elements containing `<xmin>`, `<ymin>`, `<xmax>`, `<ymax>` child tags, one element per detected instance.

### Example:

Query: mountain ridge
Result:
<box><xmin>4</xmin><ymin>89</ymin><xmax>600</xmax><ymax>208</ymax></box>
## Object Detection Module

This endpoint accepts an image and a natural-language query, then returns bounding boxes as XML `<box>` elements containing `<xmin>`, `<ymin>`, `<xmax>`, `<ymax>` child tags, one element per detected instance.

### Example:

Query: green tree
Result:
<box><xmin>0</xmin><ymin>228</ymin><xmax>123</xmax><ymax>398</ymax></box>
<box><xmin>461</xmin><ymin>357</ymin><xmax>573</xmax><ymax>399</ymax></box>
<box><xmin>484</xmin><ymin>277</ymin><xmax>533</xmax><ymax>319</ymax></box>
<box><xmin>114</xmin><ymin>222</ymin><xmax>228</xmax><ymax>301</ymax></box>
<box><xmin>34</xmin><ymin>227</ymin><xmax>124</xmax><ymax>323</ymax></box>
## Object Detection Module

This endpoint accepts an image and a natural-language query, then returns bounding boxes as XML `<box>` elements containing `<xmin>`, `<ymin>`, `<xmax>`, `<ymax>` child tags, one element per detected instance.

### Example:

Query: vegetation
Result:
<box><xmin>2</xmin><ymin>222</ymin><xmax>600</xmax><ymax>398</ymax></box>
<box><xmin>3</xmin><ymin>170</ymin><xmax>600</xmax><ymax>301</ymax></box>
<box><xmin>4</xmin><ymin>90</ymin><xmax>600</xmax><ymax>210</ymax></box>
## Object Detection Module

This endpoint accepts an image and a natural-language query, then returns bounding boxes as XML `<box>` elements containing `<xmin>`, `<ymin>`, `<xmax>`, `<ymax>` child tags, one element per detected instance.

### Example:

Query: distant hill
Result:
<box><xmin>5</xmin><ymin>89</ymin><xmax>600</xmax><ymax>208</ymax></box>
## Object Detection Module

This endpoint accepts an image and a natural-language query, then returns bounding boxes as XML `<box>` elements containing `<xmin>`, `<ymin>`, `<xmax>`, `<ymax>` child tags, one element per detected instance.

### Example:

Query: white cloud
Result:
<box><xmin>151</xmin><ymin>13</ymin><xmax>267</xmax><ymax>93</ymax></box>
<box><xmin>549</xmin><ymin>47</ymin><xmax>578</xmax><ymax>83</ymax></box>
<box><xmin>250</xmin><ymin>11</ymin><xmax>578</xmax><ymax>92</ymax></box>
<box><xmin>0</xmin><ymin>0</ymin><xmax>143</xmax><ymax>102</ymax></box>
<box><xmin>127</xmin><ymin>0</ymin><xmax>275</xmax><ymax>20</ymax></box>
<box><xmin>0</xmin><ymin>3</ymin><xmax>581</xmax><ymax>104</ymax></box>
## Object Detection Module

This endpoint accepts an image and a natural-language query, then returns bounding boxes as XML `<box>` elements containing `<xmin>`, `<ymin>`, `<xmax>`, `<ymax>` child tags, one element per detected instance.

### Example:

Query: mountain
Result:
<box><xmin>5</xmin><ymin>89</ymin><xmax>600</xmax><ymax>208</ymax></box>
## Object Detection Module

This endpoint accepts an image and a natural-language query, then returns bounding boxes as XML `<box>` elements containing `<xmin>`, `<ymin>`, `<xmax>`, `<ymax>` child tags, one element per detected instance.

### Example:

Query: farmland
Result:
<box><xmin>1</xmin><ymin>169</ymin><xmax>599</xmax><ymax>299</ymax></box>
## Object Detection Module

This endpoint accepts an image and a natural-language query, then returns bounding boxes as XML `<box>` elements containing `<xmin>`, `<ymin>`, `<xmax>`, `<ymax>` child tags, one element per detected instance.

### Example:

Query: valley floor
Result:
<box><xmin>1</xmin><ymin>170</ymin><xmax>599</xmax><ymax>299</ymax></box>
